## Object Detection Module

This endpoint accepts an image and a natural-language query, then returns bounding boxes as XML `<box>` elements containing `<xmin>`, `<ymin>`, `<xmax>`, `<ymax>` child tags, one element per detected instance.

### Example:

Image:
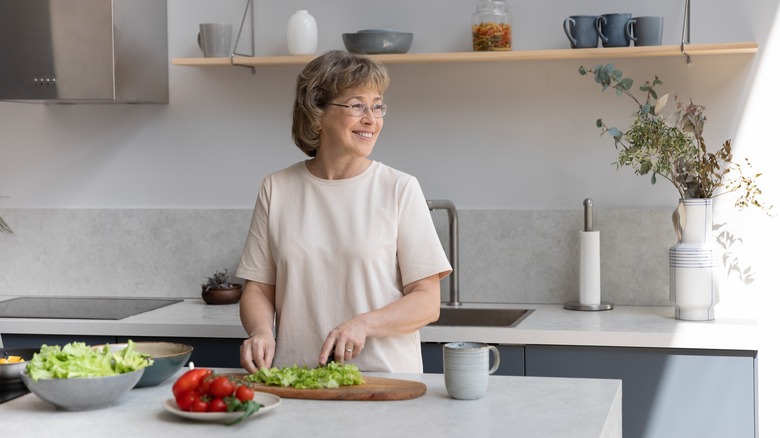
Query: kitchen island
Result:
<box><xmin>0</xmin><ymin>369</ymin><xmax>622</xmax><ymax>437</ymax></box>
<box><xmin>0</xmin><ymin>298</ymin><xmax>757</xmax><ymax>437</ymax></box>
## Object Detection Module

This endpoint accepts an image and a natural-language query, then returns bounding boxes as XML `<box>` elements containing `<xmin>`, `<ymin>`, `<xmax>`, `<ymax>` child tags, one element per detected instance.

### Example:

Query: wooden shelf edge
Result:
<box><xmin>172</xmin><ymin>42</ymin><xmax>758</xmax><ymax>67</ymax></box>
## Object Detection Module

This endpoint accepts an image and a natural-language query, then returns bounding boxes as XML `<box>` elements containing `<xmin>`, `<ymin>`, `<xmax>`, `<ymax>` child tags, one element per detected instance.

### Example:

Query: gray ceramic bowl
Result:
<box><xmin>342</xmin><ymin>29</ymin><xmax>414</xmax><ymax>54</ymax></box>
<box><xmin>104</xmin><ymin>342</ymin><xmax>193</xmax><ymax>388</ymax></box>
<box><xmin>21</xmin><ymin>369</ymin><xmax>143</xmax><ymax>411</ymax></box>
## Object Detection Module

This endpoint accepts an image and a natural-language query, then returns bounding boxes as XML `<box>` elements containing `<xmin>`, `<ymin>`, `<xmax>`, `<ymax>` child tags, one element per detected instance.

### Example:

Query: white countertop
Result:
<box><xmin>0</xmin><ymin>369</ymin><xmax>622</xmax><ymax>438</ymax></box>
<box><xmin>0</xmin><ymin>297</ymin><xmax>759</xmax><ymax>351</ymax></box>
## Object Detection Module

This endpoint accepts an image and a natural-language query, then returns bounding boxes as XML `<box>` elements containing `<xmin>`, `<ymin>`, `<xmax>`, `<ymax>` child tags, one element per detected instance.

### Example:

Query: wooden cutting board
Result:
<box><xmin>228</xmin><ymin>374</ymin><xmax>427</xmax><ymax>401</ymax></box>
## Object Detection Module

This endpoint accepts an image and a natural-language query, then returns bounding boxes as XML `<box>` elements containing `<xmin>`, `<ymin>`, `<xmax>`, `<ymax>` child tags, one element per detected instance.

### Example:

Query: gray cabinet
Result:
<box><xmin>422</xmin><ymin>342</ymin><xmax>524</xmax><ymax>375</ymax></box>
<box><xmin>525</xmin><ymin>345</ymin><xmax>756</xmax><ymax>438</ymax></box>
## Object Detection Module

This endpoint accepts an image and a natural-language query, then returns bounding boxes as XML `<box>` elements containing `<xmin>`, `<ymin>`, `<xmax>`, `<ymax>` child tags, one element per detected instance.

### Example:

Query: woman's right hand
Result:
<box><xmin>240</xmin><ymin>333</ymin><xmax>275</xmax><ymax>373</ymax></box>
<box><xmin>238</xmin><ymin>280</ymin><xmax>277</xmax><ymax>373</ymax></box>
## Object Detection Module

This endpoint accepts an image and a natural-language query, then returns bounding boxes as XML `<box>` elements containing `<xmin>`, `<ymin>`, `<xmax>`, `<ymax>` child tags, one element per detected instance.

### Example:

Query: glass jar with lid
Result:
<box><xmin>471</xmin><ymin>0</ymin><xmax>512</xmax><ymax>51</ymax></box>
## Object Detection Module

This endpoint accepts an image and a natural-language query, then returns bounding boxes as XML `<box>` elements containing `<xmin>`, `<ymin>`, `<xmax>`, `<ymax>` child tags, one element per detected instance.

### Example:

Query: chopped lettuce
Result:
<box><xmin>245</xmin><ymin>361</ymin><xmax>365</xmax><ymax>389</ymax></box>
<box><xmin>25</xmin><ymin>340</ymin><xmax>153</xmax><ymax>381</ymax></box>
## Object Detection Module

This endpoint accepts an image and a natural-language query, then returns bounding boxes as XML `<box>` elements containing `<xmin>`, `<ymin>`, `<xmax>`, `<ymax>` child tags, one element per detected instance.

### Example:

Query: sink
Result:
<box><xmin>430</xmin><ymin>307</ymin><xmax>533</xmax><ymax>327</ymax></box>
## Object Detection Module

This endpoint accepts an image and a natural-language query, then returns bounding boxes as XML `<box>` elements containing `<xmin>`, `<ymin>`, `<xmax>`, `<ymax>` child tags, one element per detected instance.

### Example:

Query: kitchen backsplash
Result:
<box><xmin>0</xmin><ymin>208</ymin><xmax>673</xmax><ymax>306</ymax></box>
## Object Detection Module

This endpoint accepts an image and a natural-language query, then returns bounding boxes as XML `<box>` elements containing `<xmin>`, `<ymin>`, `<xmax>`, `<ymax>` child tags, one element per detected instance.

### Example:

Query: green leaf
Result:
<box><xmin>606</xmin><ymin>127</ymin><xmax>622</xmax><ymax>138</ymax></box>
<box><xmin>596</xmin><ymin>119</ymin><xmax>604</xmax><ymax>128</ymax></box>
<box><xmin>245</xmin><ymin>362</ymin><xmax>365</xmax><ymax>389</ymax></box>
<box><xmin>578</xmin><ymin>66</ymin><xmax>588</xmax><ymax>75</ymax></box>
<box><xmin>618</xmin><ymin>78</ymin><xmax>633</xmax><ymax>91</ymax></box>
<box><xmin>225</xmin><ymin>400</ymin><xmax>263</xmax><ymax>426</ymax></box>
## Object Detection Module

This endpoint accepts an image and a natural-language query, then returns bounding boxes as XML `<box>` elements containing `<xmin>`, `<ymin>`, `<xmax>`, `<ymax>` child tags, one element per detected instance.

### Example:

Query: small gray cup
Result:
<box><xmin>198</xmin><ymin>23</ymin><xmax>233</xmax><ymax>57</ymax></box>
<box><xmin>596</xmin><ymin>13</ymin><xmax>632</xmax><ymax>48</ymax></box>
<box><xmin>563</xmin><ymin>16</ymin><xmax>599</xmax><ymax>49</ymax></box>
<box><xmin>627</xmin><ymin>16</ymin><xmax>664</xmax><ymax>46</ymax></box>
<box><xmin>443</xmin><ymin>342</ymin><xmax>500</xmax><ymax>400</ymax></box>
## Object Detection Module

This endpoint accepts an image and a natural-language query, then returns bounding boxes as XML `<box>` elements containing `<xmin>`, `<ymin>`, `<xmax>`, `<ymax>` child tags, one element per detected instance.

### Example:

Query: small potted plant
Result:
<box><xmin>201</xmin><ymin>268</ymin><xmax>243</xmax><ymax>305</ymax></box>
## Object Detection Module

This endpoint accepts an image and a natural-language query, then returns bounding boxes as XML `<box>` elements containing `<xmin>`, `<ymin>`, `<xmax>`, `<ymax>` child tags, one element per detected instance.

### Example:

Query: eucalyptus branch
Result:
<box><xmin>578</xmin><ymin>64</ymin><xmax>771</xmax><ymax>214</ymax></box>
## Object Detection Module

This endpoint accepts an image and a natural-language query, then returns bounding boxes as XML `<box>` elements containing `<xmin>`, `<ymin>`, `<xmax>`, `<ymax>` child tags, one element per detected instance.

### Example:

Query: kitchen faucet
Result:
<box><xmin>426</xmin><ymin>199</ymin><xmax>460</xmax><ymax>307</ymax></box>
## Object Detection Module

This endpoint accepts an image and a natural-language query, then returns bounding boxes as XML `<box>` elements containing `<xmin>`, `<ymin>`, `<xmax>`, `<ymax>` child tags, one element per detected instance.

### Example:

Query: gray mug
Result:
<box><xmin>627</xmin><ymin>16</ymin><xmax>664</xmax><ymax>46</ymax></box>
<box><xmin>197</xmin><ymin>23</ymin><xmax>233</xmax><ymax>57</ymax></box>
<box><xmin>443</xmin><ymin>342</ymin><xmax>500</xmax><ymax>400</ymax></box>
<box><xmin>596</xmin><ymin>13</ymin><xmax>632</xmax><ymax>48</ymax></box>
<box><xmin>563</xmin><ymin>16</ymin><xmax>599</xmax><ymax>49</ymax></box>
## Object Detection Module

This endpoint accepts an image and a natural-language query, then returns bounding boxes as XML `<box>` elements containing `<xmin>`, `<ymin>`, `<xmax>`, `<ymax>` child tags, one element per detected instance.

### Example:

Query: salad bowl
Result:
<box><xmin>21</xmin><ymin>369</ymin><xmax>143</xmax><ymax>411</ymax></box>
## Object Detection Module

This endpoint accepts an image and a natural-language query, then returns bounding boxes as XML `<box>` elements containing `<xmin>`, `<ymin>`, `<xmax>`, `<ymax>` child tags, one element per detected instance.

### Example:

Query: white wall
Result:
<box><xmin>1</xmin><ymin>0</ymin><xmax>775</xmax><ymax>211</ymax></box>
<box><xmin>2</xmin><ymin>0</ymin><xmax>779</xmax><ymax>434</ymax></box>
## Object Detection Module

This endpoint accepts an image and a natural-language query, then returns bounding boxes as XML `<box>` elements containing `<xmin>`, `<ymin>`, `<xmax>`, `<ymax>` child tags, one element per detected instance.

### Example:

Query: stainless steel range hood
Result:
<box><xmin>0</xmin><ymin>0</ymin><xmax>168</xmax><ymax>104</ymax></box>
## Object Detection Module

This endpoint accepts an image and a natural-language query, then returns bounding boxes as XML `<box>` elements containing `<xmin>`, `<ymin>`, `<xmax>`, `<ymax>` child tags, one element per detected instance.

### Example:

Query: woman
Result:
<box><xmin>236</xmin><ymin>50</ymin><xmax>451</xmax><ymax>374</ymax></box>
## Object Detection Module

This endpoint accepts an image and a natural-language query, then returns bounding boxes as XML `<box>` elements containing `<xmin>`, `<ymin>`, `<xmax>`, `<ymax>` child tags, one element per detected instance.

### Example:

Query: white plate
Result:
<box><xmin>164</xmin><ymin>392</ymin><xmax>282</xmax><ymax>422</ymax></box>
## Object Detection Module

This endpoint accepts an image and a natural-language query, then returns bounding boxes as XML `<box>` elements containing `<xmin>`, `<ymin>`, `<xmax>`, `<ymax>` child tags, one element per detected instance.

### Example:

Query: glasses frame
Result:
<box><xmin>327</xmin><ymin>102</ymin><xmax>388</xmax><ymax>118</ymax></box>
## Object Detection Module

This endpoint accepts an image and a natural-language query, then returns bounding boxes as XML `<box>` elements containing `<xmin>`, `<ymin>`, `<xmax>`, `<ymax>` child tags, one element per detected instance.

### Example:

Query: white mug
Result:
<box><xmin>198</xmin><ymin>23</ymin><xmax>233</xmax><ymax>58</ymax></box>
<box><xmin>443</xmin><ymin>342</ymin><xmax>500</xmax><ymax>400</ymax></box>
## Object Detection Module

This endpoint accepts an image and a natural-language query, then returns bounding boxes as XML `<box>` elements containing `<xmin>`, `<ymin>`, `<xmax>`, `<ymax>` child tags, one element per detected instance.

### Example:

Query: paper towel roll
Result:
<box><xmin>579</xmin><ymin>231</ymin><xmax>601</xmax><ymax>305</ymax></box>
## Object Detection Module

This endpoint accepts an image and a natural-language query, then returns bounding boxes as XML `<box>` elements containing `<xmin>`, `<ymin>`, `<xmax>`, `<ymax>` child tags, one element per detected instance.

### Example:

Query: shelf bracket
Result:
<box><xmin>680</xmin><ymin>0</ymin><xmax>692</xmax><ymax>65</ymax></box>
<box><xmin>230</xmin><ymin>0</ymin><xmax>256</xmax><ymax>74</ymax></box>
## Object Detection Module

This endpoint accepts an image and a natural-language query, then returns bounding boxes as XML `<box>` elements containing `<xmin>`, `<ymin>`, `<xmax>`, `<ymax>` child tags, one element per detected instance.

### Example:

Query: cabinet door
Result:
<box><xmin>1</xmin><ymin>334</ymin><xmax>117</xmax><ymax>348</ymax></box>
<box><xmin>422</xmin><ymin>343</ymin><xmax>525</xmax><ymax>376</ymax></box>
<box><xmin>526</xmin><ymin>345</ymin><xmax>756</xmax><ymax>438</ymax></box>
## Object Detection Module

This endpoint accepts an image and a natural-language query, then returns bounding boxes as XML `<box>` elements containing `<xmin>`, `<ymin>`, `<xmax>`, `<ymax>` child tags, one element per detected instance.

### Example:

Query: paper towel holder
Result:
<box><xmin>564</xmin><ymin>301</ymin><xmax>613</xmax><ymax>311</ymax></box>
<box><xmin>564</xmin><ymin>198</ymin><xmax>614</xmax><ymax>311</ymax></box>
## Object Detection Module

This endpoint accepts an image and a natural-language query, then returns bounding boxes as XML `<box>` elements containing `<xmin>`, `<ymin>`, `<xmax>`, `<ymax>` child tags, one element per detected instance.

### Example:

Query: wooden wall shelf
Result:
<box><xmin>172</xmin><ymin>42</ymin><xmax>758</xmax><ymax>68</ymax></box>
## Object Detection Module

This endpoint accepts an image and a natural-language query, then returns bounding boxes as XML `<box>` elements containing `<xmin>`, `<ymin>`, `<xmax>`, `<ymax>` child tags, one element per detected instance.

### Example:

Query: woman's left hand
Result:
<box><xmin>318</xmin><ymin>318</ymin><xmax>368</xmax><ymax>365</ymax></box>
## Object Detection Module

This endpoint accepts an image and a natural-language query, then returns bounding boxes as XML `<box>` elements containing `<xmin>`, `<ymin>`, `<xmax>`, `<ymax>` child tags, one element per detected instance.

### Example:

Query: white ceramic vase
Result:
<box><xmin>287</xmin><ymin>10</ymin><xmax>317</xmax><ymax>55</ymax></box>
<box><xmin>669</xmin><ymin>198</ymin><xmax>721</xmax><ymax>321</ymax></box>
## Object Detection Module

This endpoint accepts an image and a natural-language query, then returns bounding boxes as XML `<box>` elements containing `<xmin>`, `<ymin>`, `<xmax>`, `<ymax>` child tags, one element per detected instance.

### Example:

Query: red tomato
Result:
<box><xmin>235</xmin><ymin>385</ymin><xmax>254</xmax><ymax>403</ymax></box>
<box><xmin>208</xmin><ymin>376</ymin><xmax>236</xmax><ymax>398</ymax></box>
<box><xmin>208</xmin><ymin>397</ymin><xmax>228</xmax><ymax>412</ymax></box>
<box><xmin>198</xmin><ymin>376</ymin><xmax>213</xmax><ymax>396</ymax></box>
<box><xmin>175</xmin><ymin>390</ymin><xmax>200</xmax><ymax>411</ymax></box>
<box><xmin>191</xmin><ymin>398</ymin><xmax>209</xmax><ymax>412</ymax></box>
<box><xmin>172</xmin><ymin>368</ymin><xmax>213</xmax><ymax>399</ymax></box>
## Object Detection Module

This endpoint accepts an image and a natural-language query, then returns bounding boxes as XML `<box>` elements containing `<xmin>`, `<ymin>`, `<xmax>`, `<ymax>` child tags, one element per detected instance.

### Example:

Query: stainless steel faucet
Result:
<box><xmin>426</xmin><ymin>199</ymin><xmax>460</xmax><ymax>307</ymax></box>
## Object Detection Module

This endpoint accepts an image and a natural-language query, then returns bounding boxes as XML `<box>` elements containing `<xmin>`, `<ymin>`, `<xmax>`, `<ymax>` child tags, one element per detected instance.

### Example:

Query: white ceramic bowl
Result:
<box><xmin>21</xmin><ymin>369</ymin><xmax>143</xmax><ymax>411</ymax></box>
<box><xmin>342</xmin><ymin>29</ymin><xmax>414</xmax><ymax>54</ymax></box>
<box><xmin>103</xmin><ymin>342</ymin><xmax>193</xmax><ymax>388</ymax></box>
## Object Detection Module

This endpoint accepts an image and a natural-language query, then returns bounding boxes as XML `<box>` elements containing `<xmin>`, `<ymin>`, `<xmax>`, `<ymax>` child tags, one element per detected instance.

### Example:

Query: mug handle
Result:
<box><xmin>563</xmin><ymin>17</ymin><xmax>578</xmax><ymax>48</ymax></box>
<box><xmin>487</xmin><ymin>345</ymin><xmax>500</xmax><ymax>374</ymax></box>
<box><xmin>197</xmin><ymin>32</ymin><xmax>202</xmax><ymax>50</ymax></box>
<box><xmin>627</xmin><ymin>19</ymin><xmax>637</xmax><ymax>43</ymax></box>
<box><xmin>596</xmin><ymin>16</ymin><xmax>608</xmax><ymax>45</ymax></box>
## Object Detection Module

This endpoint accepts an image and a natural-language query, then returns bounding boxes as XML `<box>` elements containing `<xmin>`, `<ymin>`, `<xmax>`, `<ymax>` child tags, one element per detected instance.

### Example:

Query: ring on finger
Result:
<box><xmin>346</xmin><ymin>348</ymin><xmax>353</xmax><ymax>353</ymax></box>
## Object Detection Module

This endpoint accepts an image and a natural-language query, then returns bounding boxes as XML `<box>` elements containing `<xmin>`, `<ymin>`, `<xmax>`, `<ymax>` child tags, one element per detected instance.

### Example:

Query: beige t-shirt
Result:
<box><xmin>236</xmin><ymin>160</ymin><xmax>452</xmax><ymax>373</ymax></box>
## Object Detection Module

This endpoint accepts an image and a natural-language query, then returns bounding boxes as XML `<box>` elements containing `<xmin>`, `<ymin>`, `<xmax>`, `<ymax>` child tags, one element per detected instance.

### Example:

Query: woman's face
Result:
<box><xmin>319</xmin><ymin>87</ymin><xmax>384</xmax><ymax>160</ymax></box>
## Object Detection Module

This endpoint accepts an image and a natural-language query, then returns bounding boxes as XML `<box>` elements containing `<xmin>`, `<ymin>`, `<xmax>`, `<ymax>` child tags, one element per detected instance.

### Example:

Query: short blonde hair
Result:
<box><xmin>292</xmin><ymin>50</ymin><xmax>390</xmax><ymax>157</ymax></box>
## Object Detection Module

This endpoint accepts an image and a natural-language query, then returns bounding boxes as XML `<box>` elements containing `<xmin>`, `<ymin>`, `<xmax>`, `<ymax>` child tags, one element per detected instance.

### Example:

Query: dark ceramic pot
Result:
<box><xmin>201</xmin><ymin>284</ymin><xmax>242</xmax><ymax>305</ymax></box>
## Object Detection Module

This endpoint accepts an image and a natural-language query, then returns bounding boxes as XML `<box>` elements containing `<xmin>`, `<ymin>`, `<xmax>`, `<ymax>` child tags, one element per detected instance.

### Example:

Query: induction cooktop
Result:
<box><xmin>0</xmin><ymin>297</ymin><xmax>183</xmax><ymax>320</ymax></box>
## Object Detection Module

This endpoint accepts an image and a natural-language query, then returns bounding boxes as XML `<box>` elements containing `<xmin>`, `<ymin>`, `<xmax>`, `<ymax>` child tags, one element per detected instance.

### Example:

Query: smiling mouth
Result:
<box><xmin>355</xmin><ymin>131</ymin><xmax>374</xmax><ymax>138</ymax></box>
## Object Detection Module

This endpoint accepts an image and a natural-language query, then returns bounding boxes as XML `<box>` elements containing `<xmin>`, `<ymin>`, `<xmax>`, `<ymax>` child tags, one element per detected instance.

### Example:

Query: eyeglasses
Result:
<box><xmin>327</xmin><ymin>102</ymin><xmax>388</xmax><ymax>118</ymax></box>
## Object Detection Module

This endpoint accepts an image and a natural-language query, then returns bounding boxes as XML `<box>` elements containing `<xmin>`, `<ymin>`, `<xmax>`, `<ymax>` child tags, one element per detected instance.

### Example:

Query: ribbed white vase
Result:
<box><xmin>287</xmin><ymin>10</ymin><xmax>318</xmax><ymax>55</ymax></box>
<box><xmin>669</xmin><ymin>198</ymin><xmax>721</xmax><ymax>321</ymax></box>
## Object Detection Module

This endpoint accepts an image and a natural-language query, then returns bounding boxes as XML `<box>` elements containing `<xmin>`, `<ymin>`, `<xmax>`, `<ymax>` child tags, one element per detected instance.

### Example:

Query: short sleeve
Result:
<box><xmin>395</xmin><ymin>177</ymin><xmax>452</xmax><ymax>287</ymax></box>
